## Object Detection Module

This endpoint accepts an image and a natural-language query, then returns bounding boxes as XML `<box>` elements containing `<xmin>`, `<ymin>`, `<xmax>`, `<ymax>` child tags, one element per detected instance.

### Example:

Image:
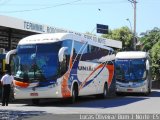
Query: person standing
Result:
<box><xmin>1</xmin><ymin>70</ymin><xmax>14</xmax><ymax>106</ymax></box>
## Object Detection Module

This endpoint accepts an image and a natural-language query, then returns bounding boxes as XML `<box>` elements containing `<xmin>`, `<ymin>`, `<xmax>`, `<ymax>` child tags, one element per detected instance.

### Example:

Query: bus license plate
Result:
<box><xmin>30</xmin><ymin>93</ymin><xmax>38</xmax><ymax>96</ymax></box>
<box><xmin>127</xmin><ymin>89</ymin><xmax>133</xmax><ymax>92</ymax></box>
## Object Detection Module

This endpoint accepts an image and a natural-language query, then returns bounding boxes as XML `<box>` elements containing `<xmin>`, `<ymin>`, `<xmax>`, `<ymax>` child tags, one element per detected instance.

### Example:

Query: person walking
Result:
<box><xmin>1</xmin><ymin>70</ymin><xmax>14</xmax><ymax>106</ymax></box>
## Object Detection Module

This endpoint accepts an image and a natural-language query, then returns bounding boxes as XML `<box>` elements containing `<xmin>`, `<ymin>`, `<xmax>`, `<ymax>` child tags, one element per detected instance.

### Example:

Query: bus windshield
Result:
<box><xmin>12</xmin><ymin>42</ymin><xmax>62</xmax><ymax>83</ymax></box>
<box><xmin>115</xmin><ymin>59</ymin><xmax>146</xmax><ymax>82</ymax></box>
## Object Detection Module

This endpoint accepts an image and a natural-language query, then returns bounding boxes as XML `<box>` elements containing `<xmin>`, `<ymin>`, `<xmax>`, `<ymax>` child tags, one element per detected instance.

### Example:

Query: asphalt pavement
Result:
<box><xmin>0</xmin><ymin>89</ymin><xmax>160</xmax><ymax>120</ymax></box>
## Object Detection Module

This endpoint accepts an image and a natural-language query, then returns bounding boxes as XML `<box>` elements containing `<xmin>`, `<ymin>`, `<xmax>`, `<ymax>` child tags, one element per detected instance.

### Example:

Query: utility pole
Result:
<box><xmin>128</xmin><ymin>0</ymin><xmax>137</xmax><ymax>51</ymax></box>
<box><xmin>133</xmin><ymin>0</ymin><xmax>137</xmax><ymax>51</ymax></box>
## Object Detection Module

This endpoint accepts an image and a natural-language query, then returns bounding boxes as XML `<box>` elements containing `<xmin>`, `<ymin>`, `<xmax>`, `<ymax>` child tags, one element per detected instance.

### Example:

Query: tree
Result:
<box><xmin>140</xmin><ymin>27</ymin><xmax>160</xmax><ymax>51</ymax></box>
<box><xmin>150</xmin><ymin>41</ymin><xmax>160</xmax><ymax>80</ymax></box>
<box><xmin>140</xmin><ymin>27</ymin><xmax>160</xmax><ymax>80</ymax></box>
<box><xmin>102</xmin><ymin>26</ymin><xmax>133</xmax><ymax>50</ymax></box>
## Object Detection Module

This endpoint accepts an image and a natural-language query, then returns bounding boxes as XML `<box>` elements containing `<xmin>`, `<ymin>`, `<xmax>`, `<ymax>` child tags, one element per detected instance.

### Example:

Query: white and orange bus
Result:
<box><xmin>6</xmin><ymin>33</ymin><xmax>121</xmax><ymax>104</ymax></box>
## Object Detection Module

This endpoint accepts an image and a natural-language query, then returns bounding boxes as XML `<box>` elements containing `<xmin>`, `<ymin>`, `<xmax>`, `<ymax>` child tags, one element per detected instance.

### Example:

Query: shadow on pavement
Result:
<box><xmin>5</xmin><ymin>90</ymin><xmax>160</xmax><ymax>109</ymax></box>
<box><xmin>69</xmin><ymin>90</ymin><xmax>160</xmax><ymax>108</ymax></box>
<box><xmin>0</xmin><ymin>110</ymin><xmax>47</xmax><ymax>120</ymax></box>
<box><xmin>21</xmin><ymin>95</ymin><xmax>148</xmax><ymax>109</ymax></box>
<box><xmin>70</xmin><ymin>97</ymin><xmax>148</xmax><ymax>108</ymax></box>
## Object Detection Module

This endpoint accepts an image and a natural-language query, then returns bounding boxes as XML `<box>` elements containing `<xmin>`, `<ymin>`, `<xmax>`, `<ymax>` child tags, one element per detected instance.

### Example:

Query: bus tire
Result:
<box><xmin>144</xmin><ymin>91</ymin><xmax>149</xmax><ymax>96</ymax></box>
<box><xmin>32</xmin><ymin>99</ymin><xmax>40</xmax><ymax>105</ymax></box>
<box><xmin>96</xmin><ymin>83</ymin><xmax>109</xmax><ymax>99</ymax></box>
<box><xmin>149</xmin><ymin>82</ymin><xmax>152</xmax><ymax>94</ymax></box>
<box><xmin>144</xmin><ymin>86</ymin><xmax>150</xmax><ymax>96</ymax></box>
<box><xmin>71</xmin><ymin>83</ymin><xmax>78</xmax><ymax>103</ymax></box>
<box><xmin>103</xmin><ymin>83</ymin><xmax>109</xmax><ymax>99</ymax></box>
<box><xmin>149</xmin><ymin>87</ymin><xmax>151</xmax><ymax>94</ymax></box>
<box><xmin>116</xmin><ymin>92</ymin><xmax>122</xmax><ymax>96</ymax></box>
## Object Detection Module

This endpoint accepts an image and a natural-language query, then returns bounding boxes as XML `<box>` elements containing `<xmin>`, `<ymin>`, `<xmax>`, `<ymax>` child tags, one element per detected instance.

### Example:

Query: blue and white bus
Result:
<box><xmin>6</xmin><ymin>33</ymin><xmax>121</xmax><ymax>104</ymax></box>
<box><xmin>115</xmin><ymin>51</ymin><xmax>152</xmax><ymax>95</ymax></box>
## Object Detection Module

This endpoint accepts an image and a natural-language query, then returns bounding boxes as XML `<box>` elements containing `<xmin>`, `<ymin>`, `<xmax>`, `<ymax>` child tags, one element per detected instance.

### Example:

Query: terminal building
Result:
<box><xmin>0</xmin><ymin>15</ymin><xmax>74</xmax><ymax>51</ymax></box>
<box><xmin>0</xmin><ymin>15</ymin><xmax>122</xmax><ymax>53</ymax></box>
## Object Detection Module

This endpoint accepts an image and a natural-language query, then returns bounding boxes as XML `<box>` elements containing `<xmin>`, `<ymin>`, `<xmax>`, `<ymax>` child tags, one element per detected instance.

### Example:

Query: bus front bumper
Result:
<box><xmin>116</xmin><ymin>81</ymin><xmax>148</xmax><ymax>93</ymax></box>
<box><xmin>14</xmin><ymin>84</ymin><xmax>63</xmax><ymax>99</ymax></box>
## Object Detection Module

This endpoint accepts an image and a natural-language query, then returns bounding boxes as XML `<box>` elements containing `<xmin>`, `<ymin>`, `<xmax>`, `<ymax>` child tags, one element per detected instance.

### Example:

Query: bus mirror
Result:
<box><xmin>58</xmin><ymin>47</ymin><xmax>68</xmax><ymax>62</ymax></box>
<box><xmin>146</xmin><ymin>60</ymin><xmax>149</xmax><ymax>70</ymax></box>
<box><xmin>6</xmin><ymin>49</ymin><xmax>17</xmax><ymax>64</ymax></box>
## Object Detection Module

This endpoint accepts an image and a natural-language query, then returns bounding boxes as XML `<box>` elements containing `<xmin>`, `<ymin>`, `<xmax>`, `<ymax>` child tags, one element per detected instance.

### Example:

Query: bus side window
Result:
<box><xmin>59</xmin><ymin>54</ymin><xmax>68</xmax><ymax>75</ymax></box>
<box><xmin>73</xmin><ymin>41</ymin><xmax>85</xmax><ymax>61</ymax></box>
<box><xmin>59</xmin><ymin>40</ymin><xmax>72</xmax><ymax>75</ymax></box>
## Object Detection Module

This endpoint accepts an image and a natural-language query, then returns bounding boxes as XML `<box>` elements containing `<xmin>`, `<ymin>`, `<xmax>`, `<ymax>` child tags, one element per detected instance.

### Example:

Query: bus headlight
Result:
<box><xmin>56</xmin><ymin>91</ymin><xmax>59</xmax><ymax>95</ymax></box>
<box><xmin>56</xmin><ymin>78</ymin><xmax>62</xmax><ymax>86</ymax></box>
<box><xmin>52</xmin><ymin>80</ymin><xmax>62</xmax><ymax>87</ymax></box>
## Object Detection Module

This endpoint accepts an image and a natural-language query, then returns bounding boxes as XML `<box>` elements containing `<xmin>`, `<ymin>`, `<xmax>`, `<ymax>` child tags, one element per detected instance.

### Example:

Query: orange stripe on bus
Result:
<box><xmin>106</xmin><ymin>65</ymin><xmax>114</xmax><ymax>88</ymax></box>
<box><xmin>14</xmin><ymin>80</ymin><xmax>29</xmax><ymax>88</ymax></box>
<box><xmin>61</xmin><ymin>71</ymin><xmax>71</xmax><ymax>98</ymax></box>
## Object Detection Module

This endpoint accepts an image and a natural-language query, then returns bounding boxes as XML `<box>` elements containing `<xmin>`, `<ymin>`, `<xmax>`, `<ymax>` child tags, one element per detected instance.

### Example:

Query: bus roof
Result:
<box><xmin>18</xmin><ymin>33</ymin><xmax>115</xmax><ymax>51</ymax></box>
<box><xmin>115</xmin><ymin>51</ymin><xmax>148</xmax><ymax>59</ymax></box>
<box><xmin>18</xmin><ymin>33</ymin><xmax>122</xmax><ymax>49</ymax></box>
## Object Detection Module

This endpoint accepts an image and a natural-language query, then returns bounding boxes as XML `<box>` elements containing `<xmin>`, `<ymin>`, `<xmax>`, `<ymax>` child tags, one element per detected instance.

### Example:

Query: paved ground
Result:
<box><xmin>0</xmin><ymin>89</ymin><xmax>160</xmax><ymax>120</ymax></box>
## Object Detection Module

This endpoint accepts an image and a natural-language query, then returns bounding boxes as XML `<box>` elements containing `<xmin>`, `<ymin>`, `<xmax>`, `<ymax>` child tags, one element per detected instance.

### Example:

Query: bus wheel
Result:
<box><xmin>149</xmin><ymin>87</ymin><xmax>151</xmax><ymax>94</ymax></box>
<box><xmin>96</xmin><ymin>83</ymin><xmax>109</xmax><ymax>99</ymax></box>
<box><xmin>103</xmin><ymin>83</ymin><xmax>109</xmax><ymax>99</ymax></box>
<box><xmin>71</xmin><ymin>84</ymin><xmax>78</xmax><ymax>103</ymax></box>
<box><xmin>144</xmin><ymin>87</ymin><xmax>150</xmax><ymax>96</ymax></box>
<box><xmin>144</xmin><ymin>91</ymin><xmax>149</xmax><ymax>96</ymax></box>
<box><xmin>32</xmin><ymin>99</ymin><xmax>40</xmax><ymax>105</ymax></box>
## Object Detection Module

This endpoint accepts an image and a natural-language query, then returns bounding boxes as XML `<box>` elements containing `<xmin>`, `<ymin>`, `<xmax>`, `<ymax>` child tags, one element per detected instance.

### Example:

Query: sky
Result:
<box><xmin>0</xmin><ymin>0</ymin><xmax>160</xmax><ymax>36</ymax></box>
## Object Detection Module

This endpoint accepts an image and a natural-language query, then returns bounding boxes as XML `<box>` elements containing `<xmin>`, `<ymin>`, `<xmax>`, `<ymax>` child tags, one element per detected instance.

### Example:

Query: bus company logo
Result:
<box><xmin>78</xmin><ymin>66</ymin><xmax>95</xmax><ymax>71</ymax></box>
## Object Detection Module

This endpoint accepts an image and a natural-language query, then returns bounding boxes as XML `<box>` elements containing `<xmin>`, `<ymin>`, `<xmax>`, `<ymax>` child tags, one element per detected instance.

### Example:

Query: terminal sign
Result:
<box><xmin>23</xmin><ymin>21</ymin><xmax>121</xmax><ymax>48</ymax></box>
<box><xmin>24</xmin><ymin>21</ymin><xmax>45</xmax><ymax>33</ymax></box>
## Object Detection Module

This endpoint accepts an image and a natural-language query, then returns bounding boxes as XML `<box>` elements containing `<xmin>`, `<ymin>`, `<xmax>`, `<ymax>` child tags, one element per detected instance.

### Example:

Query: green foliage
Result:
<box><xmin>140</xmin><ymin>27</ymin><xmax>160</xmax><ymax>80</ymax></box>
<box><xmin>102</xmin><ymin>26</ymin><xmax>133</xmax><ymax>50</ymax></box>
<box><xmin>150</xmin><ymin>41</ymin><xmax>160</xmax><ymax>80</ymax></box>
<box><xmin>140</xmin><ymin>27</ymin><xmax>160</xmax><ymax>51</ymax></box>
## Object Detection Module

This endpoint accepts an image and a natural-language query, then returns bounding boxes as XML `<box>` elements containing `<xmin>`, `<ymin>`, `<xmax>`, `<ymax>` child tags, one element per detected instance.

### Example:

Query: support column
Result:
<box><xmin>8</xmin><ymin>29</ymin><xmax>12</xmax><ymax>50</ymax></box>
